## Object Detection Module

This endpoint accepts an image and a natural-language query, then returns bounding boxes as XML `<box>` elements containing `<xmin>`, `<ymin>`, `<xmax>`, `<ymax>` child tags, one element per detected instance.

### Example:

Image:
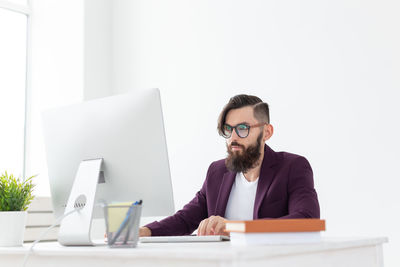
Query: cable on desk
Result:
<box><xmin>22</xmin><ymin>208</ymin><xmax>80</xmax><ymax>267</ymax></box>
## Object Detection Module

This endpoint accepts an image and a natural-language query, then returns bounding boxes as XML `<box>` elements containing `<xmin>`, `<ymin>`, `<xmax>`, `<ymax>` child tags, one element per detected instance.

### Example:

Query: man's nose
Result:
<box><xmin>229</xmin><ymin>129</ymin><xmax>240</xmax><ymax>141</ymax></box>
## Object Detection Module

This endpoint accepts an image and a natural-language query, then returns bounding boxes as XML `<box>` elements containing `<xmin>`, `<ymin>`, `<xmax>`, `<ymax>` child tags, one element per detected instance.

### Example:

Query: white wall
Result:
<box><xmin>83</xmin><ymin>0</ymin><xmax>112</xmax><ymax>100</ymax></box>
<box><xmin>83</xmin><ymin>0</ymin><xmax>400</xmax><ymax>266</ymax></box>
<box><xmin>28</xmin><ymin>0</ymin><xmax>83</xmax><ymax>195</ymax></box>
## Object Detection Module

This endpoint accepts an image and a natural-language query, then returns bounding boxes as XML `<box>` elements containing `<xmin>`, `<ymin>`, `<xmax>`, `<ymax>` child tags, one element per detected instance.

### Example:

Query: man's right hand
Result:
<box><xmin>197</xmin><ymin>215</ymin><xmax>227</xmax><ymax>236</ymax></box>
<box><xmin>139</xmin><ymin>227</ymin><xmax>152</xmax><ymax>237</ymax></box>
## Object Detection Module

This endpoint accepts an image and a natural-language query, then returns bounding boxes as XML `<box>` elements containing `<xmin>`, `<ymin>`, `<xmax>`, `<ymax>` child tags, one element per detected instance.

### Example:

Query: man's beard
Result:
<box><xmin>225</xmin><ymin>132</ymin><xmax>263</xmax><ymax>173</ymax></box>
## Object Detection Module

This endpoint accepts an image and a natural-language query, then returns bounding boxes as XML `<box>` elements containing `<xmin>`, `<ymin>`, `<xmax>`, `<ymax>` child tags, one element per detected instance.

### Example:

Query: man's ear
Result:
<box><xmin>264</xmin><ymin>124</ymin><xmax>273</xmax><ymax>142</ymax></box>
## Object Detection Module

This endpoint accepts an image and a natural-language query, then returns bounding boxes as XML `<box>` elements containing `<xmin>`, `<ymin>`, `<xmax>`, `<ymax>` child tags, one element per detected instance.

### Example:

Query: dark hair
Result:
<box><xmin>217</xmin><ymin>94</ymin><xmax>270</xmax><ymax>136</ymax></box>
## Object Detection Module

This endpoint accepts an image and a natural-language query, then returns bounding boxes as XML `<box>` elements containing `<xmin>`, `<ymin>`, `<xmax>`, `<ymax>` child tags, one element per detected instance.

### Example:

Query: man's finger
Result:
<box><xmin>199</xmin><ymin>219</ymin><xmax>210</xmax><ymax>236</ymax></box>
<box><xmin>205</xmin><ymin>217</ymin><xmax>218</xmax><ymax>235</ymax></box>
<box><xmin>214</xmin><ymin>220</ymin><xmax>226</xmax><ymax>235</ymax></box>
<box><xmin>197</xmin><ymin>220</ymin><xmax>204</xmax><ymax>236</ymax></box>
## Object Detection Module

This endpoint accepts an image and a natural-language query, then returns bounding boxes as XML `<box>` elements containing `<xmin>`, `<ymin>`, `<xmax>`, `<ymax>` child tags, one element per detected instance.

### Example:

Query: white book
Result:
<box><xmin>24</xmin><ymin>226</ymin><xmax>59</xmax><ymax>242</ymax></box>
<box><xmin>230</xmin><ymin>231</ymin><xmax>321</xmax><ymax>246</ymax></box>
<box><xmin>27</xmin><ymin>197</ymin><xmax>54</xmax><ymax>212</ymax></box>
<box><xmin>26</xmin><ymin>212</ymin><xmax>57</xmax><ymax>227</ymax></box>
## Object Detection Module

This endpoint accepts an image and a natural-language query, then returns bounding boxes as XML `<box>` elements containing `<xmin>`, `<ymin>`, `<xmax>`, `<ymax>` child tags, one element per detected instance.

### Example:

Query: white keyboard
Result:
<box><xmin>139</xmin><ymin>235</ymin><xmax>230</xmax><ymax>243</ymax></box>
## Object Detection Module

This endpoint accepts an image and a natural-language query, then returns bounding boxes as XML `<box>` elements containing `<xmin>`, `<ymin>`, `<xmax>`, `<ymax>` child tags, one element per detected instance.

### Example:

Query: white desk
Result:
<box><xmin>0</xmin><ymin>237</ymin><xmax>387</xmax><ymax>267</ymax></box>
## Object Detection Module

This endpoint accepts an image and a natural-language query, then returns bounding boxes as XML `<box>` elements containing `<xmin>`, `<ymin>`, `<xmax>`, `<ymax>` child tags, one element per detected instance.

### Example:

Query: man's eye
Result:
<box><xmin>237</xmin><ymin>124</ymin><xmax>248</xmax><ymax>130</ymax></box>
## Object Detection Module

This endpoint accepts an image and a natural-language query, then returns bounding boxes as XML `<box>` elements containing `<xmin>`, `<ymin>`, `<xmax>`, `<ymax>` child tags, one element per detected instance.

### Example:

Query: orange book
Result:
<box><xmin>225</xmin><ymin>219</ymin><xmax>325</xmax><ymax>233</ymax></box>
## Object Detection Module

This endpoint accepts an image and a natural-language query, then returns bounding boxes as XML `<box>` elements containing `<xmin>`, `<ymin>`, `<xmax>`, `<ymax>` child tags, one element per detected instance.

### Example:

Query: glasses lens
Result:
<box><xmin>237</xmin><ymin>124</ymin><xmax>249</xmax><ymax>138</ymax></box>
<box><xmin>223</xmin><ymin>125</ymin><xmax>232</xmax><ymax>138</ymax></box>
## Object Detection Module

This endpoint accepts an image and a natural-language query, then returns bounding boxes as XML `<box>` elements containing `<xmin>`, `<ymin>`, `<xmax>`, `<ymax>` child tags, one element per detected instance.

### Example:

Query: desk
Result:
<box><xmin>0</xmin><ymin>237</ymin><xmax>387</xmax><ymax>267</ymax></box>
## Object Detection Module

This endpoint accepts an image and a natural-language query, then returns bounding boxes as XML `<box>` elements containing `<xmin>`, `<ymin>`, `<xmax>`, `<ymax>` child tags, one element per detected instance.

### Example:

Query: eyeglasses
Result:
<box><xmin>221</xmin><ymin>122</ymin><xmax>267</xmax><ymax>139</ymax></box>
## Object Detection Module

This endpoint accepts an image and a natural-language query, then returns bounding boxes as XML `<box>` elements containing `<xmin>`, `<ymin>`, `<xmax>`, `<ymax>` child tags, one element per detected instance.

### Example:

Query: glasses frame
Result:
<box><xmin>222</xmin><ymin>122</ymin><xmax>267</xmax><ymax>139</ymax></box>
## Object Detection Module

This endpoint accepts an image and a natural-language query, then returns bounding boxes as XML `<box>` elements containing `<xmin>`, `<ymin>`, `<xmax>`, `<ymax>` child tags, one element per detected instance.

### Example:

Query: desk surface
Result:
<box><xmin>0</xmin><ymin>237</ymin><xmax>388</xmax><ymax>267</ymax></box>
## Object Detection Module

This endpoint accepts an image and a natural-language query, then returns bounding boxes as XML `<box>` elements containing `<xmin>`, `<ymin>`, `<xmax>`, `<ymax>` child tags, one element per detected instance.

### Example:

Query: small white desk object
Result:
<box><xmin>0</xmin><ymin>237</ymin><xmax>387</xmax><ymax>267</ymax></box>
<box><xmin>140</xmin><ymin>235</ymin><xmax>230</xmax><ymax>243</ymax></box>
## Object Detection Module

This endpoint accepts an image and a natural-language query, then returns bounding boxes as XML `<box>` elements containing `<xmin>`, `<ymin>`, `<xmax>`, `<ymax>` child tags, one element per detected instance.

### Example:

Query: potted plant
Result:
<box><xmin>0</xmin><ymin>172</ymin><xmax>35</xmax><ymax>246</ymax></box>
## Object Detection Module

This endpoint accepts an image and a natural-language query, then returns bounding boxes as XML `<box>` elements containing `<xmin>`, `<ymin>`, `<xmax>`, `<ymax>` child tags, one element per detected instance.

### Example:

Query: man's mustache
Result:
<box><xmin>229</xmin><ymin>142</ymin><xmax>245</xmax><ymax>149</ymax></box>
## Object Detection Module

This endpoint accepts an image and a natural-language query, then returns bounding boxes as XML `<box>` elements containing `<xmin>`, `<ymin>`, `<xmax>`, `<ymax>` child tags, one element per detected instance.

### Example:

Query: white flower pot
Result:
<box><xmin>0</xmin><ymin>211</ymin><xmax>27</xmax><ymax>246</ymax></box>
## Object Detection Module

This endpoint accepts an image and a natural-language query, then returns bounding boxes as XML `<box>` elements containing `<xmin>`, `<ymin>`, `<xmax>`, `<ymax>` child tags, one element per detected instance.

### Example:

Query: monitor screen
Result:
<box><xmin>42</xmin><ymin>88</ymin><xmax>175</xmax><ymax>219</ymax></box>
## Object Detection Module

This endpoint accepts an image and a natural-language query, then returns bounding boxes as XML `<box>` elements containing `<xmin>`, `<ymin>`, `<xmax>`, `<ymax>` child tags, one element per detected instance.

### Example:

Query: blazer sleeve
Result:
<box><xmin>279</xmin><ymin>156</ymin><xmax>320</xmax><ymax>219</ymax></box>
<box><xmin>144</xmin><ymin>165</ymin><xmax>213</xmax><ymax>236</ymax></box>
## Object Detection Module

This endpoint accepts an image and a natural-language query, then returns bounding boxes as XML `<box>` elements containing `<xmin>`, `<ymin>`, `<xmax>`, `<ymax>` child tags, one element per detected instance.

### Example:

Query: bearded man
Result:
<box><xmin>140</xmin><ymin>94</ymin><xmax>320</xmax><ymax>237</ymax></box>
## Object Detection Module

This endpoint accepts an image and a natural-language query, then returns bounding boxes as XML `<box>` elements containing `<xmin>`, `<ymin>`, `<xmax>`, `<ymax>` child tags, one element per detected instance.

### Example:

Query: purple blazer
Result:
<box><xmin>145</xmin><ymin>144</ymin><xmax>320</xmax><ymax>236</ymax></box>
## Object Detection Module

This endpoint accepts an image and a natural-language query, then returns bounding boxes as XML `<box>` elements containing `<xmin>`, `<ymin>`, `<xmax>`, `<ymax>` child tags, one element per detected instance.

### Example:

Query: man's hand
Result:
<box><xmin>139</xmin><ymin>227</ymin><xmax>152</xmax><ymax>237</ymax></box>
<box><xmin>197</xmin><ymin>215</ymin><xmax>228</xmax><ymax>236</ymax></box>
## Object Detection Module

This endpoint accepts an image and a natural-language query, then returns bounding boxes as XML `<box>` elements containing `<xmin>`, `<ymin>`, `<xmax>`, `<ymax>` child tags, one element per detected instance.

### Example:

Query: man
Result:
<box><xmin>140</xmin><ymin>94</ymin><xmax>320</xmax><ymax>236</ymax></box>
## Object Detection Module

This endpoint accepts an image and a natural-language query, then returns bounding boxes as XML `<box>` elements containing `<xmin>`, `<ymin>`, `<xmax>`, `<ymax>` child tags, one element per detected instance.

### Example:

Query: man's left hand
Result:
<box><xmin>197</xmin><ymin>215</ymin><xmax>227</xmax><ymax>236</ymax></box>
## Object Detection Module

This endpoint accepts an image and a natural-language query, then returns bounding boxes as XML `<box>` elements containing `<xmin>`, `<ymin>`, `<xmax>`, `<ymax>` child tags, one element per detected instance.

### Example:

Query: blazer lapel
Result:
<box><xmin>214</xmin><ymin>171</ymin><xmax>236</xmax><ymax>216</ymax></box>
<box><xmin>253</xmin><ymin>145</ymin><xmax>278</xmax><ymax>219</ymax></box>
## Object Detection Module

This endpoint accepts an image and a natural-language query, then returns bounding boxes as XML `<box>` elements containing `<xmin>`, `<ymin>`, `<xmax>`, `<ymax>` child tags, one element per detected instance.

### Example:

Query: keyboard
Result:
<box><xmin>139</xmin><ymin>235</ymin><xmax>230</xmax><ymax>243</ymax></box>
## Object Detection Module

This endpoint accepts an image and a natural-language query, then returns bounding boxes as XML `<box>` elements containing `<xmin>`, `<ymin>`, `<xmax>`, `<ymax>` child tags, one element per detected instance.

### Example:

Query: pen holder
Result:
<box><xmin>104</xmin><ymin>203</ymin><xmax>142</xmax><ymax>248</ymax></box>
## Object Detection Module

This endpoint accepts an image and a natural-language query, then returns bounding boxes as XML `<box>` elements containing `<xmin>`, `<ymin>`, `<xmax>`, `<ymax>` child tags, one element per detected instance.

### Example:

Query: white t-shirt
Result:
<box><xmin>224</xmin><ymin>172</ymin><xmax>259</xmax><ymax>220</ymax></box>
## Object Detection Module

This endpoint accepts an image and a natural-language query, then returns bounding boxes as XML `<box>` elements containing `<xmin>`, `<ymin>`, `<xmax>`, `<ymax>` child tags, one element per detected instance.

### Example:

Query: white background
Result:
<box><xmin>27</xmin><ymin>0</ymin><xmax>83</xmax><ymax>194</ymax></box>
<box><xmin>30</xmin><ymin>0</ymin><xmax>399</xmax><ymax>265</ymax></box>
<box><xmin>0</xmin><ymin>8</ymin><xmax>26</xmax><ymax>176</ymax></box>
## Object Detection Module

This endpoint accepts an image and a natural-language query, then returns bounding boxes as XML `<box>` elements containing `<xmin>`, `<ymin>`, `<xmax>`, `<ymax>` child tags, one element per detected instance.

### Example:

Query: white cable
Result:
<box><xmin>22</xmin><ymin>208</ymin><xmax>79</xmax><ymax>267</ymax></box>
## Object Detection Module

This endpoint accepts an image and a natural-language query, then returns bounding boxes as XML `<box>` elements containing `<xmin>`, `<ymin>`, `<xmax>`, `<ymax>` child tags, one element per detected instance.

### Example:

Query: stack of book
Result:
<box><xmin>24</xmin><ymin>197</ymin><xmax>58</xmax><ymax>242</ymax></box>
<box><xmin>225</xmin><ymin>218</ymin><xmax>325</xmax><ymax>245</ymax></box>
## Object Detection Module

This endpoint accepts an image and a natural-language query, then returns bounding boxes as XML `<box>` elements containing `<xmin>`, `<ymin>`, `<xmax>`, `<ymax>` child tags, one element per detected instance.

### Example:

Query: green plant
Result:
<box><xmin>0</xmin><ymin>172</ymin><xmax>35</xmax><ymax>211</ymax></box>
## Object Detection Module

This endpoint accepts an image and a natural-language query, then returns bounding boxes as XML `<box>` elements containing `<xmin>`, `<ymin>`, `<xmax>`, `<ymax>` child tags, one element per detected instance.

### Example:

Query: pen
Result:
<box><xmin>123</xmin><ymin>200</ymin><xmax>142</xmax><ymax>244</ymax></box>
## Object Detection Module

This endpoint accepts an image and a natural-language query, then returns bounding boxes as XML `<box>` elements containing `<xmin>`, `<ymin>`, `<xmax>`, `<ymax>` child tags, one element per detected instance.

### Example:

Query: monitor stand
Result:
<box><xmin>58</xmin><ymin>158</ymin><xmax>105</xmax><ymax>246</ymax></box>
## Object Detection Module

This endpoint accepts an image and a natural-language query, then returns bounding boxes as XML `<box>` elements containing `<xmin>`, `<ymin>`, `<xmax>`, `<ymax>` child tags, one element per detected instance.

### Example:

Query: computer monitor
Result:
<box><xmin>42</xmin><ymin>88</ymin><xmax>175</xmax><ymax>245</ymax></box>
